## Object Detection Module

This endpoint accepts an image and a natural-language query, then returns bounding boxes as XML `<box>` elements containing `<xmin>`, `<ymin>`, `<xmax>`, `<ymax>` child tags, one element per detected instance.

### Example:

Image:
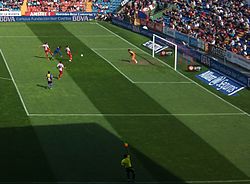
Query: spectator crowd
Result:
<box><xmin>92</xmin><ymin>0</ymin><xmax>110</xmax><ymax>13</ymax></box>
<box><xmin>27</xmin><ymin>0</ymin><xmax>85</xmax><ymax>12</ymax></box>
<box><xmin>118</xmin><ymin>0</ymin><xmax>157</xmax><ymax>20</ymax></box>
<box><xmin>0</xmin><ymin>0</ymin><xmax>23</xmax><ymax>11</ymax></box>
<box><xmin>118</xmin><ymin>0</ymin><xmax>250</xmax><ymax>59</ymax></box>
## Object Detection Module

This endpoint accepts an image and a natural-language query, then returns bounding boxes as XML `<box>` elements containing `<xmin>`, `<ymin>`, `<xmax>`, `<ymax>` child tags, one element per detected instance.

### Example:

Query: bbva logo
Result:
<box><xmin>0</xmin><ymin>16</ymin><xmax>15</xmax><ymax>22</ymax></box>
<box><xmin>72</xmin><ymin>16</ymin><xmax>89</xmax><ymax>22</ymax></box>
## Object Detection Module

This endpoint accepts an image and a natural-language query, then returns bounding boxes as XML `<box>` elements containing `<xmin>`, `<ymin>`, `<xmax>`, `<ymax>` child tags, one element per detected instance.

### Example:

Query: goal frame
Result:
<box><xmin>152</xmin><ymin>34</ymin><xmax>178</xmax><ymax>71</ymax></box>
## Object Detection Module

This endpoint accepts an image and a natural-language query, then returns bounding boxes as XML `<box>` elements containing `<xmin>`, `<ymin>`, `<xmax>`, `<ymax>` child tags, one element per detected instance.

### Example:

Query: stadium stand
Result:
<box><xmin>92</xmin><ymin>0</ymin><xmax>121</xmax><ymax>13</ymax></box>
<box><xmin>162</xmin><ymin>0</ymin><xmax>249</xmax><ymax>59</ymax></box>
<box><xmin>0</xmin><ymin>0</ymin><xmax>23</xmax><ymax>11</ymax></box>
<box><xmin>119</xmin><ymin>0</ymin><xmax>250</xmax><ymax>59</ymax></box>
<box><xmin>24</xmin><ymin>0</ymin><xmax>121</xmax><ymax>14</ymax></box>
<box><xmin>26</xmin><ymin>0</ymin><xmax>85</xmax><ymax>12</ymax></box>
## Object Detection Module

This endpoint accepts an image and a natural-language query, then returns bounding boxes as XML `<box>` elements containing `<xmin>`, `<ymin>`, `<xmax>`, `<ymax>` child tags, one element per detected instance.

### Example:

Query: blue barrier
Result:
<box><xmin>175</xmin><ymin>31</ymin><xmax>189</xmax><ymax>43</ymax></box>
<box><xmin>111</xmin><ymin>17</ymin><xmax>250</xmax><ymax>87</ymax></box>
<box><xmin>189</xmin><ymin>37</ymin><xmax>198</xmax><ymax>48</ymax></box>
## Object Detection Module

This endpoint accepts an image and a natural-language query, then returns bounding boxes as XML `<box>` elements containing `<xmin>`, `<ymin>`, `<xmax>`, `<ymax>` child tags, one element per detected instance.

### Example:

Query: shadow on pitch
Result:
<box><xmin>136</xmin><ymin>53</ymin><xmax>156</xmax><ymax>66</ymax></box>
<box><xmin>36</xmin><ymin>84</ymin><xmax>48</xmax><ymax>89</ymax></box>
<box><xmin>0</xmin><ymin>122</ymin><xmax>183</xmax><ymax>183</ymax></box>
<box><xmin>34</xmin><ymin>55</ymin><xmax>47</xmax><ymax>59</ymax></box>
<box><xmin>121</xmin><ymin>59</ymin><xmax>130</xmax><ymax>63</ymax></box>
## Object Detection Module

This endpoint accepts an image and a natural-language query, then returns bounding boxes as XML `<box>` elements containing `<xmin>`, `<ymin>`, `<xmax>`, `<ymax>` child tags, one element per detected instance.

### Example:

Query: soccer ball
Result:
<box><xmin>124</xmin><ymin>143</ymin><xmax>129</xmax><ymax>148</ymax></box>
<box><xmin>81</xmin><ymin>54</ymin><xmax>83</xmax><ymax>57</ymax></box>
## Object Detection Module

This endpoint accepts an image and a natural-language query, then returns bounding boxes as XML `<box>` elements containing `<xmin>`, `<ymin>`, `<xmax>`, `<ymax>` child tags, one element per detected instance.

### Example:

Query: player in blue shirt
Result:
<box><xmin>52</xmin><ymin>46</ymin><xmax>63</xmax><ymax>59</ymax></box>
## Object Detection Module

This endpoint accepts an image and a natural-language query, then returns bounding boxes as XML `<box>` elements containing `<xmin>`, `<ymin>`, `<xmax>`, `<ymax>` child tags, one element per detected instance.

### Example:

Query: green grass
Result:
<box><xmin>0</xmin><ymin>21</ymin><xmax>249</xmax><ymax>183</ymax></box>
<box><xmin>100</xmin><ymin>21</ymin><xmax>250</xmax><ymax>113</ymax></box>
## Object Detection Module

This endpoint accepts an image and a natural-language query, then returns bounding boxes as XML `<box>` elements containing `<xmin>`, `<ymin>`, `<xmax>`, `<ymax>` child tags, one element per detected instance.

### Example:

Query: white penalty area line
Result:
<box><xmin>96</xmin><ymin>23</ymin><xmax>250</xmax><ymax>117</ymax></box>
<box><xmin>0</xmin><ymin>76</ymin><xmax>12</xmax><ymax>81</ymax></box>
<box><xmin>0</xmin><ymin>49</ymin><xmax>29</xmax><ymax>116</ymax></box>
<box><xmin>28</xmin><ymin>112</ymin><xmax>246</xmax><ymax>117</ymax></box>
<box><xmin>2</xmin><ymin>179</ymin><xmax>250</xmax><ymax>184</ymax></box>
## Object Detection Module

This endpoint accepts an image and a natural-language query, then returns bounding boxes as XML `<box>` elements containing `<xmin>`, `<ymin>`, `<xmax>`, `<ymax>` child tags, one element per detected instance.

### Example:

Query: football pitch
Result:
<box><xmin>0</xmin><ymin>21</ymin><xmax>249</xmax><ymax>183</ymax></box>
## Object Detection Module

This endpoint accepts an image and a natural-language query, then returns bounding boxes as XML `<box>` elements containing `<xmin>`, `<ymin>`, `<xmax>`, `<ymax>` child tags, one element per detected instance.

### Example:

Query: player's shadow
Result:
<box><xmin>121</xmin><ymin>59</ymin><xmax>130</xmax><ymax>63</ymax></box>
<box><xmin>136</xmin><ymin>53</ymin><xmax>156</xmax><ymax>66</ymax></box>
<box><xmin>34</xmin><ymin>56</ymin><xmax>47</xmax><ymax>59</ymax></box>
<box><xmin>36</xmin><ymin>84</ymin><xmax>48</xmax><ymax>89</ymax></box>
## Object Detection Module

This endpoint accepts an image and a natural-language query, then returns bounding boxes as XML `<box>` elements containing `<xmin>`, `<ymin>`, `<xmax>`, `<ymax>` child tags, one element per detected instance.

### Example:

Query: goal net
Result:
<box><xmin>152</xmin><ymin>34</ymin><xmax>178</xmax><ymax>70</ymax></box>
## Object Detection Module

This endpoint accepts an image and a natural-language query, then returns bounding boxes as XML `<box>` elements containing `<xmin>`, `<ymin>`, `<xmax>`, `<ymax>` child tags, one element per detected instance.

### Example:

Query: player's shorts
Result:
<box><xmin>59</xmin><ymin>71</ymin><xmax>63</xmax><ymax>75</ymax></box>
<box><xmin>45</xmin><ymin>50</ymin><xmax>51</xmax><ymax>54</ymax></box>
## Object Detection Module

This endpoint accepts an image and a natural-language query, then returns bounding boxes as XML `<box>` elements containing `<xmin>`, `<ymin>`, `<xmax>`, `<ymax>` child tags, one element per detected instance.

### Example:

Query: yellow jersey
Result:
<box><xmin>47</xmin><ymin>74</ymin><xmax>52</xmax><ymax>82</ymax></box>
<box><xmin>121</xmin><ymin>155</ymin><xmax>132</xmax><ymax>168</ymax></box>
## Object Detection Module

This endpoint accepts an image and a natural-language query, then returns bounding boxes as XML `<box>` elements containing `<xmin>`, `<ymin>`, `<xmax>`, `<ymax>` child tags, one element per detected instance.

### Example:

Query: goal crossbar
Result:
<box><xmin>152</xmin><ymin>34</ymin><xmax>178</xmax><ymax>70</ymax></box>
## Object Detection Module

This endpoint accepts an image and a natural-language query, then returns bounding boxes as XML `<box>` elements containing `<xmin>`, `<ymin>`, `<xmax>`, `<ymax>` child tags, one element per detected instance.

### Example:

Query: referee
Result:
<box><xmin>121</xmin><ymin>154</ymin><xmax>135</xmax><ymax>182</ymax></box>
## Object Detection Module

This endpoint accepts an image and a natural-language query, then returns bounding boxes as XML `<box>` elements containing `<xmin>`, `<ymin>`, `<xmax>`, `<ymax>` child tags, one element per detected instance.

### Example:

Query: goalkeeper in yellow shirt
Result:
<box><xmin>121</xmin><ymin>154</ymin><xmax>135</xmax><ymax>181</ymax></box>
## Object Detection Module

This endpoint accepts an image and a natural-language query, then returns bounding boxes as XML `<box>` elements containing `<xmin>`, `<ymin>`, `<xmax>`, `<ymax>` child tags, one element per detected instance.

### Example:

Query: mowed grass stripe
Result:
<box><xmin>26</xmin><ymin>23</ymin><xmax>250</xmax><ymax>181</ymax></box>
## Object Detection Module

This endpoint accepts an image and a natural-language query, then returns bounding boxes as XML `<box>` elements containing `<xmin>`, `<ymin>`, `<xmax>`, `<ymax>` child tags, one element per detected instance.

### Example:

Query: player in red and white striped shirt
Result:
<box><xmin>57</xmin><ymin>61</ymin><xmax>64</xmax><ymax>80</ymax></box>
<box><xmin>42</xmin><ymin>42</ymin><xmax>53</xmax><ymax>61</ymax></box>
<box><xmin>65</xmin><ymin>45</ymin><xmax>73</xmax><ymax>62</ymax></box>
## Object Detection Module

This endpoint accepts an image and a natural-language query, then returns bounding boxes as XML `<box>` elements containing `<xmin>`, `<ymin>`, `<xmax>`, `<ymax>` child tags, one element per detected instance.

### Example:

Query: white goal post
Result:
<box><xmin>152</xmin><ymin>34</ymin><xmax>178</xmax><ymax>71</ymax></box>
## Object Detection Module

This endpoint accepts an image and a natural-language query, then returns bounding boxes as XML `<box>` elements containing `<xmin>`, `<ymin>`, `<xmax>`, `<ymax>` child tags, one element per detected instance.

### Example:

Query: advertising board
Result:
<box><xmin>0</xmin><ymin>11</ymin><xmax>21</xmax><ymax>16</ymax></box>
<box><xmin>225</xmin><ymin>51</ymin><xmax>250</xmax><ymax>70</ymax></box>
<box><xmin>0</xmin><ymin>16</ymin><xmax>92</xmax><ymax>22</ymax></box>
<box><xmin>196</xmin><ymin>70</ymin><xmax>245</xmax><ymax>96</ymax></box>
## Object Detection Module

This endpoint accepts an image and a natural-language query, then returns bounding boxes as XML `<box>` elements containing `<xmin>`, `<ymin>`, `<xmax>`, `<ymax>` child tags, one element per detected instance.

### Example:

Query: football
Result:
<box><xmin>124</xmin><ymin>143</ymin><xmax>129</xmax><ymax>148</ymax></box>
<box><xmin>81</xmin><ymin>54</ymin><xmax>83</xmax><ymax>57</ymax></box>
